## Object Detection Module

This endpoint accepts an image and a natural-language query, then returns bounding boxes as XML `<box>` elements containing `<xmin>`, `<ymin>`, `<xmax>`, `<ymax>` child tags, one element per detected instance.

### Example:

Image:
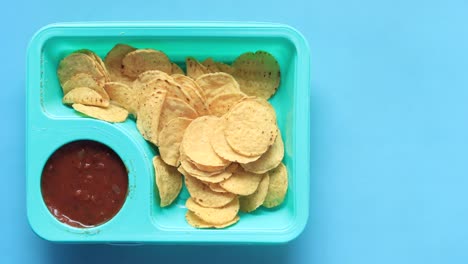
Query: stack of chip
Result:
<box><xmin>56</xmin><ymin>44</ymin><xmax>289</xmax><ymax>228</ymax></box>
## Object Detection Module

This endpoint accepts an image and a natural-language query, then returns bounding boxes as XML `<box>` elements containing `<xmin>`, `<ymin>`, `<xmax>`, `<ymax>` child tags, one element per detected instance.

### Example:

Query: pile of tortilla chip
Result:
<box><xmin>57</xmin><ymin>44</ymin><xmax>288</xmax><ymax>229</ymax></box>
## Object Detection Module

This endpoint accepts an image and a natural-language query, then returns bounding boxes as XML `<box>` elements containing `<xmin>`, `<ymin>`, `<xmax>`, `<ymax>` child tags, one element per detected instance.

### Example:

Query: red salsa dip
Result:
<box><xmin>41</xmin><ymin>140</ymin><xmax>128</xmax><ymax>228</ymax></box>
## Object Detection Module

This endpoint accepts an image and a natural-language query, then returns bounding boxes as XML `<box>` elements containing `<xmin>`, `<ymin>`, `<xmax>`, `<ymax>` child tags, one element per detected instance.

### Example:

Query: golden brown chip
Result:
<box><xmin>192</xmin><ymin>162</ymin><xmax>229</xmax><ymax>173</ymax></box>
<box><xmin>153</xmin><ymin>156</ymin><xmax>182</xmax><ymax>207</ymax></box>
<box><xmin>202</xmin><ymin>58</ymin><xmax>220</xmax><ymax>72</ymax></box>
<box><xmin>74</xmin><ymin>49</ymin><xmax>111</xmax><ymax>82</ymax></box>
<box><xmin>178</xmin><ymin>143</ymin><xmax>237</xmax><ymax>183</ymax></box>
<box><xmin>170</xmin><ymin>80</ymin><xmax>209</xmax><ymax>117</ymax></box>
<box><xmin>104</xmin><ymin>44</ymin><xmax>136</xmax><ymax>72</ymax></box>
<box><xmin>137</xmin><ymin>70</ymin><xmax>172</xmax><ymax>83</ymax></box>
<box><xmin>72</xmin><ymin>103</ymin><xmax>128</xmax><ymax>123</ymax></box>
<box><xmin>206</xmin><ymin>92</ymin><xmax>246</xmax><ymax>117</ymax></box>
<box><xmin>181</xmin><ymin>116</ymin><xmax>230</xmax><ymax>169</ymax></box>
<box><xmin>186</xmin><ymin>57</ymin><xmax>210</xmax><ymax>79</ymax></box>
<box><xmin>176</xmin><ymin>164</ymin><xmax>190</xmax><ymax>176</ymax></box>
<box><xmin>172</xmin><ymin>74</ymin><xmax>207</xmax><ymax>101</ymax></box>
<box><xmin>58</xmin><ymin>53</ymin><xmax>105</xmax><ymax>86</ymax></box>
<box><xmin>195</xmin><ymin>72</ymin><xmax>241</xmax><ymax>101</ymax></box>
<box><xmin>185</xmin><ymin>197</ymin><xmax>239</xmax><ymax>224</ymax></box>
<box><xmin>109</xmin><ymin>75</ymin><xmax>134</xmax><ymax>86</ymax></box>
<box><xmin>240</xmin><ymin>173</ymin><xmax>270</xmax><ymax>213</ymax></box>
<box><xmin>202</xmin><ymin>57</ymin><xmax>235</xmax><ymax>74</ymax></box>
<box><xmin>172</xmin><ymin>74</ymin><xmax>209</xmax><ymax>115</ymax></box>
<box><xmin>252</xmin><ymin>96</ymin><xmax>277</xmax><ymax>116</ymax></box>
<box><xmin>224</xmin><ymin>98</ymin><xmax>278</xmax><ymax>157</ymax></box>
<box><xmin>216</xmin><ymin>62</ymin><xmax>235</xmax><ymax>75</ymax></box>
<box><xmin>136</xmin><ymin>89</ymin><xmax>167</xmax><ymax>145</ymax></box>
<box><xmin>104</xmin><ymin>44</ymin><xmax>136</xmax><ymax>83</ymax></box>
<box><xmin>185</xmin><ymin>175</ymin><xmax>236</xmax><ymax>208</ymax></box>
<box><xmin>158</xmin><ymin>117</ymin><xmax>193</xmax><ymax>166</ymax></box>
<box><xmin>122</xmin><ymin>49</ymin><xmax>172</xmax><ymax>78</ymax></box>
<box><xmin>232</xmin><ymin>51</ymin><xmax>281</xmax><ymax>100</ymax></box>
<box><xmin>179</xmin><ymin>160</ymin><xmax>233</xmax><ymax>183</ymax></box>
<box><xmin>171</xmin><ymin>63</ymin><xmax>184</xmax><ymax>75</ymax></box>
<box><xmin>263</xmin><ymin>163</ymin><xmax>288</xmax><ymax>208</ymax></box>
<box><xmin>63</xmin><ymin>87</ymin><xmax>109</xmax><ymax>107</ymax></box>
<box><xmin>207</xmin><ymin>183</ymin><xmax>228</xmax><ymax>193</ymax></box>
<box><xmin>241</xmin><ymin>133</ymin><xmax>284</xmax><ymax>174</ymax></box>
<box><xmin>132</xmin><ymin>71</ymin><xmax>176</xmax><ymax>111</ymax></box>
<box><xmin>158</xmin><ymin>97</ymin><xmax>198</xmax><ymax>139</ymax></box>
<box><xmin>62</xmin><ymin>72</ymin><xmax>106</xmax><ymax>96</ymax></box>
<box><xmin>185</xmin><ymin>211</ymin><xmax>239</xmax><ymax>229</ymax></box>
<box><xmin>190</xmin><ymin>169</ymin><xmax>234</xmax><ymax>184</ymax></box>
<box><xmin>93</xmin><ymin>55</ymin><xmax>111</xmax><ymax>82</ymax></box>
<box><xmin>210</xmin><ymin>121</ymin><xmax>261</xmax><ymax>163</ymax></box>
<box><xmin>161</xmin><ymin>77</ymin><xmax>198</xmax><ymax>108</ymax></box>
<box><xmin>104</xmin><ymin>82</ymin><xmax>137</xmax><ymax>115</ymax></box>
<box><xmin>148</xmin><ymin>78</ymin><xmax>190</xmax><ymax>105</ymax></box>
<box><xmin>179</xmin><ymin>159</ymin><xmax>223</xmax><ymax>177</ymax></box>
<box><xmin>219</xmin><ymin>167</ymin><xmax>264</xmax><ymax>195</ymax></box>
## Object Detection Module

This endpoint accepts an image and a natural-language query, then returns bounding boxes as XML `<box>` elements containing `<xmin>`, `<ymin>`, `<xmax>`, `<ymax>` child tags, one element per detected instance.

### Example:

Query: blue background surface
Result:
<box><xmin>3</xmin><ymin>0</ymin><xmax>468</xmax><ymax>263</ymax></box>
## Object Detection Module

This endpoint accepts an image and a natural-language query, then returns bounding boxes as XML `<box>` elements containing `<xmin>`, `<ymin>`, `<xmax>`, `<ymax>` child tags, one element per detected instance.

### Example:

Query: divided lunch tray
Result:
<box><xmin>26</xmin><ymin>22</ymin><xmax>310</xmax><ymax>244</ymax></box>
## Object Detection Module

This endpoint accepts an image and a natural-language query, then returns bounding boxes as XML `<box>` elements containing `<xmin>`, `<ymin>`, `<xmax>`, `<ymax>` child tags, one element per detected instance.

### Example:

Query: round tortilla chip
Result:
<box><xmin>122</xmin><ymin>49</ymin><xmax>171</xmax><ymax>78</ymax></box>
<box><xmin>252</xmin><ymin>96</ymin><xmax>278</xmax><ymax>117</ymax></box>
<box><xmin>240</xmin><ymin>173</ymin><xmax>270</xmax><ymax>213</ymax></box>
<box><xmin>158</xmin><ymin>97</ymin><xmax>198</xmax><ymax>140</ymax></box>
<box><xmin>202</xmin><ymin>58</ymin><xmax>220</xmax><ymax>72</ymax></box>
<box><xmin>171</xmin><ymin>63</ymin><xmax>184</xmax><ymax>75</ymax></box>
<box><xmin>185</xmin><ymin>197</ymin><xmax>239</xmax><ymax>225</ymax></box>
<box><xmin>182</xmin><ymin>89</ymin><xmax>210</xmax><ymax>116</ymax></box>
<box><xmin>132</xmin><ymin>71</ymin><xmax>176</xmax><ymax>111</ymax></box>
<box><xmin>139</xmin><ymin>78</ymin><xmax>188</xmax><ymax>105</ymax></box>
<box><xmin>232</xmin><ymin>50</ymin><xmax>280</xmax><ymax>100</ymax></box>
<box><xmin>136</xmin><ymin>89</ymin><xmax>167</xmax><ymax>145</ymax></box>
<box><xmin>186</xmin><ymin>57</ymin><xmax>210</xmax><ymax>79</ymax></box>
<box><xmin>72</xmin><ymin>103</ymin><xmax>128</xmax><ymax>123</ymax></box>
<box><xmin>110</xmin><ymin>75</ymin><xmax>134</xmax><ymax>87</ymax></box>
<box><xmin>159</xmin><ymin>117</ymin><xmax>193</xmax><ymax>166</ymax></box>
<box><xmin>137</xmin><ymin>70</ymin><xmax>172</xmax><ymax>83</ymax></box>
<box><xmin>192</xmin><ymin>169</ymin><xmax>234</xmax><ymax>184</ymax></box>
<box><xmin>263</xmin><ymin>163</ymin><xmax>288</xmax><ymax>208</ymax></box>
<box><xmin>207</xmin><ymin>92</ymin><xmax>246</xmax><ymax>117</ymax></box>
<box><xmin>180</xmin><ymin>159</ymin><xmax>223</xmax><ymax>177</ymax></box>
<box><xmin>195</xmin><ymin>72</ymin><xmax>241</xmax><ymax>101</ymax></box>
<box><xmin>92</xmin><ymin>54</ymin><xmax>111</xmax><ymax>82</ymax></box>
<box><xmin>63</xmin><ymin>87</ymin><xmax>109</xmax><ymax>107</ymax></box>
<box><xmin>224</xmin><ymin>98</ymin><xmax>278</xmax><ymax>157</ymax></box>
<box><xmin>192</xmin><ymin>161</ymin><xmax>229</xmax><ymax>173</ymax></box>
<box><xmin>211</xmin><ymin>120</ymin><xmax>261</xmax><ymax>163</ymax></box>
<box><xmin>153</xmin><ymin>156</ymin><xmax>182</xmax><ymax>207</ymax></box>
<box><xmin>104</xmin><ymin>82</ymin><xmax>138</xmax><ymax>115</ymax></box>
<box><xmin>104</xmin><ymin>44</ymin><xmax>136</xmax><ymax>79</ymax></box>
<box><xmin>219</xmin><ymin>167</ymin><xmax>264</xmax><ymax>195</ymax></box>
<box><xmin>179</xmin><ymin>160</ymin><xmax>234</xmax><ymax>183</ymax></box>
<box><xmin>207</xmin><ymin>183</ymin><xmax>228</xmax><ymax>193</ymax></box>
<box><xmin>74</xmin><ymin>49</ymin><xmax>111</xmax><ymax>82</ymax></box>
<box><xmin>241</xmin><ymin>132</ymin><xmax>284</xmax><ymax>174</ymax></box>
<box><xmin>62</xmin><ymin>72</ymin><xmax>106</xmax><ymax>97</ymax></box>
<box><xmin>58</xmin><ymin>53</ymin><xmax>105</xmax><ymax>86</ymax></box>
<box><xmin>172</xmin><ymin>74</ymin><xmax>207</xmax><ymax>101</ymax></box>
<box><xmin>185</xmin><ymin>211</ymin><xmax>239</xmax><ymax>229</ymax></box>
<box><xmin>216</xmin><ymin>62</ymin><xmax>234</xmax><ymax>75</ymax></box>
<box><xmin>185</xmin><ymin>175</ymin><xmax>236</xmax><ymax>208</ymax></box>
<box><xmin>171</xmin><ymin>77</ymin><xmax>210</xmax><ymax>116</ymax></box>
<box><xmin>181</xmin><ymin>116</ymin><xmax>230</xmax><ymax>169</ymax></box>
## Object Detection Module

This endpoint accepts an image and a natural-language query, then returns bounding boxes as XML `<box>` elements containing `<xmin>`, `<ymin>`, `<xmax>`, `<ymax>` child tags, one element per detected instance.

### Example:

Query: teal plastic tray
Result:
<box><xmin>26</xmin><ymin>22</ymin><xmax>310</xmax><ymax>244</ymax></box>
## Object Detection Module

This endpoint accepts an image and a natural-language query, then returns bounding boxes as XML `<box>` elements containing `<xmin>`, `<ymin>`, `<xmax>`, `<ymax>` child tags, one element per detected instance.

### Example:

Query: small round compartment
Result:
<box><xmin>41</xmin><ymin>140</ymin><xmax>129</xmax><ymax>228</ymax></box>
